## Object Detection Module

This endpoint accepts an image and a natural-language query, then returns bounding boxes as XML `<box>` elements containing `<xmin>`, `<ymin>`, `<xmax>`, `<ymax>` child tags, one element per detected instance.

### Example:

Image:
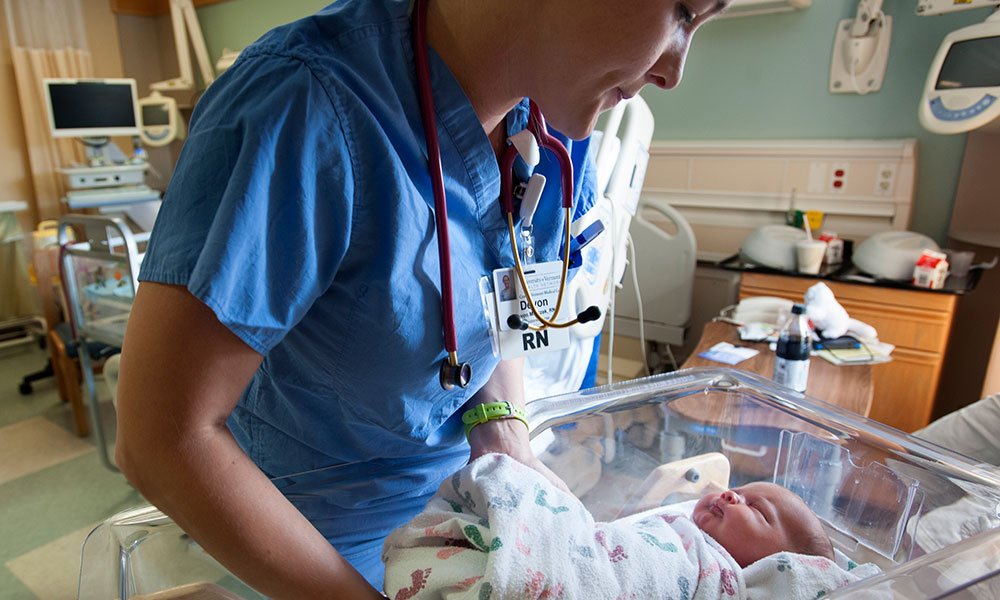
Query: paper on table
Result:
<box><xmin>698</xmin><ymin>342</ymin><xmax>759</xmax><ymax>366</ymax></box>
<box><xmin>815</xmin><ymin>348</ymin><xmax>892</xmax><ymax>366</ymax></box>
<box><xmin>815</xmin><ymin>339</ymin><xmax>894</xmax><ymax>366</ymax></box>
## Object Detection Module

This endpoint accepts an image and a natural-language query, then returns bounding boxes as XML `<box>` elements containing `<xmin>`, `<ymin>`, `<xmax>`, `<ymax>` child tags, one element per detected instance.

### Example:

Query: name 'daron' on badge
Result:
<box><xmin>492</xmin><ymin>262</ymin><xmax>570</xmax><ymax>360</ymax></box>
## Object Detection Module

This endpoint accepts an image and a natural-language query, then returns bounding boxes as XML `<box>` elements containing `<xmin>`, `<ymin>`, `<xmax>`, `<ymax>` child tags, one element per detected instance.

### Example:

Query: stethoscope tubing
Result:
<box><xmin>505</xmin><ymin>208</ymin><xmax>578</xmax><ymax>330</ymax></box>
<box><xmin>498</xmin><ymin>106</ymin><xmax>578</xmax><ymax>330</ymax></box>
<box><xmin>412</xmin><ymin>0</ymin><xmax>594</xmax><ymax>386</ymax></box>
<box><xmin>412</xmin><ymin>0</ymin><xmax>459</xmax><ymax>361</ymax></box>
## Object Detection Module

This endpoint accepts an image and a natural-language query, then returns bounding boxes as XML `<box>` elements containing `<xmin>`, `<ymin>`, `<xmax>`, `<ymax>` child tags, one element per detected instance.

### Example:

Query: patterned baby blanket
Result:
<box><xmin>382</xmin><ymin>454</ymin><xmax>878</xmax><ymax>600</ymax></box>
<box><xmin>383</xmin><ymin>453</ymin><xmax>743</xmax><ymax>599</ymax></box>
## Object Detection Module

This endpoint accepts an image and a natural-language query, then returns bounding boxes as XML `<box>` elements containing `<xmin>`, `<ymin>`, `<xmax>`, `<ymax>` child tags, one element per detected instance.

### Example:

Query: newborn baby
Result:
<box><xmin>383</xmin><ymin>454</ymin><xmax>875</xmax><ymax>600</ymax></box>
<box><xmin>692</xmin><ymin>482</ymin><xmax>834</xmax><ymax>567</ymax></box>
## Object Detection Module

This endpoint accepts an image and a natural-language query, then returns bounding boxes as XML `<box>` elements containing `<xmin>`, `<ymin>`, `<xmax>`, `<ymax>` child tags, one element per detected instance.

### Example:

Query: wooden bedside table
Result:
<box><xmin>738</xmin><ymin>272</ymin><xmax>958</xmax><ymax>432</ymax></box>
<box><xmin>682</xmin><ymin>320</ymin><xmax>873</xmax><ymax>418</ymax></box>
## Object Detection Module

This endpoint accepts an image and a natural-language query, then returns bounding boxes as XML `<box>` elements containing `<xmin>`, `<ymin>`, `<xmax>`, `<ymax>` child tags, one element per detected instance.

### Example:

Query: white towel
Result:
<box><xmin>383</xmin><ymin>453</ymin><xmax>745</xmax><ymax>599</ymax></box>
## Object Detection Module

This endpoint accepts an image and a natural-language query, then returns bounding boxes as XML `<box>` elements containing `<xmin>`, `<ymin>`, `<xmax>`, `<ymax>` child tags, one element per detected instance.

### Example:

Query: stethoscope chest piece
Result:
<box><xmin>440</xmin><ymin>358</ymin><xmax>472</xmax><ymax>390</ymax></box>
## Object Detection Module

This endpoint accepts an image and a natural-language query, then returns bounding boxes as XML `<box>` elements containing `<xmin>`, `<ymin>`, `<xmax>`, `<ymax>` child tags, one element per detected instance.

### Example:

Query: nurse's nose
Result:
<box><xmin>646</xmin><ymin>43</ymin><xmax>690</xmax><ymax>90</ymax></box>
<box><xmin>721</xmin><ymin>490</ymin><xmax>743</xmax><ymax>505</ymax></box>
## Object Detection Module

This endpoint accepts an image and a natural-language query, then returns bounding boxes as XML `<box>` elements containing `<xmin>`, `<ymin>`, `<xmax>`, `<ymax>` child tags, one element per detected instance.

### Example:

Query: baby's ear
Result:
<box><xmin>796</xmin><ymin>526</ymin><xmax>835</xmax><ymax>561</ymax></box>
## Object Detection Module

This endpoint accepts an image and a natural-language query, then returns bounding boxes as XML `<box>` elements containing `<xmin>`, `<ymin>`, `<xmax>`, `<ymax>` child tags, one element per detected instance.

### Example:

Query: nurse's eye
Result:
<box><xmin>677</xmin><ymin>3</ymin><xmax>695</xmax><ymax>26</ymax></box>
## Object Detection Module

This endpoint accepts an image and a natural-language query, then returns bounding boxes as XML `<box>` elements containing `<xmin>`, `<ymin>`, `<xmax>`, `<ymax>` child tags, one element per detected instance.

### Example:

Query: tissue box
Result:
<box><xmin>912</xmin><ymin>249</ymin><xmax>949</xmax><ymax>289</ymax></box>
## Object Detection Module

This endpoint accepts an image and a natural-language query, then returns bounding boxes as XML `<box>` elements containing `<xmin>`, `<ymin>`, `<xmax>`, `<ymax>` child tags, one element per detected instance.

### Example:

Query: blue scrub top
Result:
<box><xmin>139</xmin><ymin>0</ymin><xmax>596</xmax><ymax>586</ymax></box>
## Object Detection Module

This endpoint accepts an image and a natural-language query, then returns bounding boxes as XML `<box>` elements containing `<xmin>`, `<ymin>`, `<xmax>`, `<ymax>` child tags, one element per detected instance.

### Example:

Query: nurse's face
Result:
<box><xmin>530</xmin><ymin>0</ymin><xmax>729</xmax><ymax>139</ymax></box>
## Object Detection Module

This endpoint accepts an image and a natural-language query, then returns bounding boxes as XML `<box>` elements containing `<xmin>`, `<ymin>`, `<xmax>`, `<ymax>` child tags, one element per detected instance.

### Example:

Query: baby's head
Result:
<box><xmin>692</xmin><ymin>481</ymin><xmax>834</xmax><ymax>568</ymax></box>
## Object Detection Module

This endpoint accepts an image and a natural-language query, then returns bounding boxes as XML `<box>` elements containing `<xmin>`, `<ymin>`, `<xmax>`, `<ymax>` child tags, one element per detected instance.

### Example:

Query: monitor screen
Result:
<box><xmin>141</xmin><ymin>103</ymin><xmax>171</xmax><ymax>127</ymax></box>
<box><xmin>44</xmin><ymin>79</ymin><xmax>140</xmax><ymax>138</ymax></box>
<box><xmin>936</xmin><ymin>35</ymin><xmax>1000</xmax><ymax>90</ymax></box>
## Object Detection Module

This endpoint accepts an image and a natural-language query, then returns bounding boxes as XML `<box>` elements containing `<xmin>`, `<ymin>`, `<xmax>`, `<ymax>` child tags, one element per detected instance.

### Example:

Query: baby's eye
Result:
<box><xmin>750</xmin><ymin>502</ymin><xmax>770</xmax><ymax>523</ymax></box>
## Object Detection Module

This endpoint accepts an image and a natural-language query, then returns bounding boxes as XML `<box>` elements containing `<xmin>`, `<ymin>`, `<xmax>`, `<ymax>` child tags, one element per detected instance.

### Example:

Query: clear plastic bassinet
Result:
<box><xmin>78</xmin><ymin>368</ymin><xmax>1000</xmax><ymax>599</ymax></box>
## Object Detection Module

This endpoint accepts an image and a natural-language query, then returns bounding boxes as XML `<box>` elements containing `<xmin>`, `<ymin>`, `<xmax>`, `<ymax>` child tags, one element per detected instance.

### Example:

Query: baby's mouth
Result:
<box><xmin>709</xmin><ymin>500</ymin><xmax>725</xmax><ymax>517</ymax></box>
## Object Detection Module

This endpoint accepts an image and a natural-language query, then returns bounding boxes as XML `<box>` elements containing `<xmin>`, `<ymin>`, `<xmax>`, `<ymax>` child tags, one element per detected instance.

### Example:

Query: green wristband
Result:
<box><xmin>462</xmin><ymin>401</ymin><xmax>529</xmax><ymax>441</ymax></box>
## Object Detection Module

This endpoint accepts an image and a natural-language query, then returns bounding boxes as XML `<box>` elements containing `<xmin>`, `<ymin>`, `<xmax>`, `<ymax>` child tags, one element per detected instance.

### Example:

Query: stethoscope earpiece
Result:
<box><xmin>440</xmin><ymin>358</ymin><xmax>472</xmax><ymax>390</ymax></box>
<box><xmin>577</xmin><ymin>305</ymin><xmax>602</xmax><ymax>324</ymax></box>
<box><xmin>507</xmin><ymin>314</ymin><xmax>530</xmax><ymax>331</ymax></box>
<box><xmin>507</xmin><ymin>306</ymin><xmax>601</xmax><ymax>332</ymax></box>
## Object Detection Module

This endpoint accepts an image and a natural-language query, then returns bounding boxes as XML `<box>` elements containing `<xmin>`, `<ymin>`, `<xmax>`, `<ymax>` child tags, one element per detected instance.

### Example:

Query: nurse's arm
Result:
<box><xmin>115</xmin><ymin>282</ymin><xmax>383</xmax><ymax>600</ymax></box>
<box><xmin>466</xmin><ymin>358</ymin><xmax>570</xmax><ymax>493</ymax></box>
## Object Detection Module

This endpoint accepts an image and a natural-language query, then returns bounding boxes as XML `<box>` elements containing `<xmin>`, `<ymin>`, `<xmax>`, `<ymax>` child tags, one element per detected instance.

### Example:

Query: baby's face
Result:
<box><xmin>692</xmin><ymin>481</ymin><xmax>821</xmax><ymax>567</ymax></box>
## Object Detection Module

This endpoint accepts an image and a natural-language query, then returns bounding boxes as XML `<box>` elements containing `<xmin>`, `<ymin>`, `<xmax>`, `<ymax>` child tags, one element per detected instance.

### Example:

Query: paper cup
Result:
<box><xmin>945</xmin><ymin>250</ymin><xmax>974</xmax><ymax>278</ymax></box>
<box><xmin>796</xmin><ymin>240</ymin><xmax>827</xmax><ymax>274</ymax></box>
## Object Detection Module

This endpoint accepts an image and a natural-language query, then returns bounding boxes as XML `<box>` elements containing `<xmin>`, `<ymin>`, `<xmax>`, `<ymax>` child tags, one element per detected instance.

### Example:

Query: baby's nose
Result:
<box><xmin>721</xmin><ymin>490</ymin><xmax>743</xmax><ymax>504</ymax></box>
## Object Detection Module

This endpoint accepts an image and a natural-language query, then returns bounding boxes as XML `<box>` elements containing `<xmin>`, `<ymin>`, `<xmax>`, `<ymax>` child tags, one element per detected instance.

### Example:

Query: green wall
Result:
<box><xmin>196</xmin><ymin>0</ymin><xmax>330</xmax><ymax>57</ymax></box>
<box><xmin>195</xmin><ymin>0</ymin><xmax>992</xmax><ymax>243</ymax></box>
<box><xmin>647</xmin><ymin>1</ymin><xmax>991</xmax><ymax>242</ymax></box>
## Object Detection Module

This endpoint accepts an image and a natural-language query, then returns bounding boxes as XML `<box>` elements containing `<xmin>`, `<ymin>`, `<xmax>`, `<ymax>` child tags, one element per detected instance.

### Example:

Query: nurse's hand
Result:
<box><xmin>466</xmin><ymin>357</ymin><xmax>572</xmax><ymax>494</ymax></box>
<box><xmin>467</xmin><ymin>416</ymin><xmax>572</xmax><ymax>495</ymax></box>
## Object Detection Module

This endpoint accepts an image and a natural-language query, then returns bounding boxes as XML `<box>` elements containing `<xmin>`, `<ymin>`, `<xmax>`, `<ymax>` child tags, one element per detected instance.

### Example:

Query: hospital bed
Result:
<box><xmin>78</xmin><ymin>367</ymin><xmax>1000</xmax><ymax>599</ymax></box>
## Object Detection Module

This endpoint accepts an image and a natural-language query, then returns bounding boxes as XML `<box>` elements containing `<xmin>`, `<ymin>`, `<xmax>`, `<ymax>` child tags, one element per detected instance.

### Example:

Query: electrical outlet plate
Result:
<box><xmin>829</xmin><ymin>16</ymin><xmax>893</xmax><ymax>95</ymax></box>
<box><xmin>830</xmin><ymin>162</ymin><xmax>848</xmax><ymax>193</ymax></box>
<box><xmin>876</xmin><ymin>162</ymin><xmax>896</xmax><ymax>196</ymax></box>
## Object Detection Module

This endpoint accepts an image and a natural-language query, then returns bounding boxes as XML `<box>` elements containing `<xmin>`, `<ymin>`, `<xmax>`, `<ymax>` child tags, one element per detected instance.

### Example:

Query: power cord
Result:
<box><xmin>625</xmin><ymin>231</ymin><xmax>651</xmax><ymax>377</ymax></box>
<box><xmin>605</xmin><ymin>193</ymin><xmax>618</xmax><ymax>385</ymax></box>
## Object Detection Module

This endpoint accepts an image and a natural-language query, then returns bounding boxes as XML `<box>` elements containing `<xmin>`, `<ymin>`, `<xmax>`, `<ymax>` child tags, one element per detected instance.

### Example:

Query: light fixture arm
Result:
<box><xmin>151</xmin><ymin>0</ymin><xmax>216</xmax><ymax>92</ymax></box>
<box><xmin>850</xmin><ymin>0</ymin><xmax>884</xmax><ymax>37</ymax></box>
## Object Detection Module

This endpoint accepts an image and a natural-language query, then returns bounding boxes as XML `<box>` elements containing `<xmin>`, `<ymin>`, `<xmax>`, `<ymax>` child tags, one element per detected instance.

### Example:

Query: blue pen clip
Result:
<box><xmin>566</xmin><ymin>219</ymin><xmax>606</xmax><ymax>269</ymax></box>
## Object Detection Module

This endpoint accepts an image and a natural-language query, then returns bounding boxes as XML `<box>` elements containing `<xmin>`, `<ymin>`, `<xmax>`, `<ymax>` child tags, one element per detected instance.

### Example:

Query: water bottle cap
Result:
<box><xmin>791</xmin><ymin>303</ymin><xmax>805</xmax><ymax>314</ymax></box>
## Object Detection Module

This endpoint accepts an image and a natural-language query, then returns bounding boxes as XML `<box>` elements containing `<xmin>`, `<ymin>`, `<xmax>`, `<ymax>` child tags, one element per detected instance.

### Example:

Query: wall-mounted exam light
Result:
<box><xmin>829</xmin><ymin>0</ymin><xmax>892</xmax><ymax>95</ymax></box>
<box><xmin>152</xmin><ymin>0</ymin><xmax>215</xmax><ymax>92</ymax></box>
<box><xmin>918</xmin><ymin>8</ymin><xmax>1000</xmax><ymax>134</ymax></box>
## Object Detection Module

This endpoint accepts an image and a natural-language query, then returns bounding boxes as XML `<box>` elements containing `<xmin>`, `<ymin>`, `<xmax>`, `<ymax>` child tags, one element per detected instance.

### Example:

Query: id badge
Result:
<box><xmin>491</xmin><ymin>261</ymin><xmax>570</xmax><ymax>360</ymax></box>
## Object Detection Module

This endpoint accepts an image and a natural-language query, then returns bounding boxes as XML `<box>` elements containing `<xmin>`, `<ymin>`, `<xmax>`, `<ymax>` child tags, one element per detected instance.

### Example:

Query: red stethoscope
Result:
<box><xmin>412</xmin><ymin>0</ymin><xmax>600</xmax><ymax>391</ymax></box>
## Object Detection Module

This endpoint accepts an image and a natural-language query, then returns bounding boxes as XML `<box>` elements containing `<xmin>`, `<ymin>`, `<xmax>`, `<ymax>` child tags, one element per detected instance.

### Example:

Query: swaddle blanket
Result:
<box><xmin>743</xmin><ymin>551</ymin><xmax>881</xmax><ymax>599</ymax></box>
<box><xmin>383</xmin><ymin>453</ymin><xmax>745</xmax><ymax>599</ymax></box>
<box><xmin>384</xmin><ymin>454</ymin><xmax>881</xmax><ymax>599</ymax></box>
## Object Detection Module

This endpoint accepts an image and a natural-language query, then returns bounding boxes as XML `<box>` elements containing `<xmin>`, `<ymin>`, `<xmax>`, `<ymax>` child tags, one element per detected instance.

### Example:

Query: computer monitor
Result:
<box><xmin>43</xmin><ymin>78</ymin><xmax>142</xmax><ymax>139</ymax></box>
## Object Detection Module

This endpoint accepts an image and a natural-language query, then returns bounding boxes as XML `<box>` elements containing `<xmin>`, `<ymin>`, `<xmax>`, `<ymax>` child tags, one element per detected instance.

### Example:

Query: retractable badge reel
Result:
<box><xmin>516</xmin><ymin>173</ymin><xmax>545</xmax><ymax>267</ymax></box>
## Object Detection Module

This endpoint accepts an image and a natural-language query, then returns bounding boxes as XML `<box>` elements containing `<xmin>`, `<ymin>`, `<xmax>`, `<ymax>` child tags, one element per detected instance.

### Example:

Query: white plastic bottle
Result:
<box><xmin>773</xmin><ymin>303</ymin><xmax>812</xmax><ymax>392</ymax></box>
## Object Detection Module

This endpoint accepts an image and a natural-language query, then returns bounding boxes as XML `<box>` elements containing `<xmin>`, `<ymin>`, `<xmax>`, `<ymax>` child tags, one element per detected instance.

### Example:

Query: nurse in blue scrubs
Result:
<box><xmin>114</xmin><ymin>0</ymin><xmax>730</xmax><ymax>597</ymax></box>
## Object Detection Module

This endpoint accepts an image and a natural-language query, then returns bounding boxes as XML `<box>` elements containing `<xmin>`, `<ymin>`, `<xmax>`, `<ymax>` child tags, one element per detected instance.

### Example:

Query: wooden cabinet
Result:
<box><xmin>739</xmin><ymin>272</ymin><xmax>958</xmax><ymax>432</ymax></box>
<box><xmin>110</xmin><ymin>0</ymin><xmax>228</xmax><ymax>17</ymax></box>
